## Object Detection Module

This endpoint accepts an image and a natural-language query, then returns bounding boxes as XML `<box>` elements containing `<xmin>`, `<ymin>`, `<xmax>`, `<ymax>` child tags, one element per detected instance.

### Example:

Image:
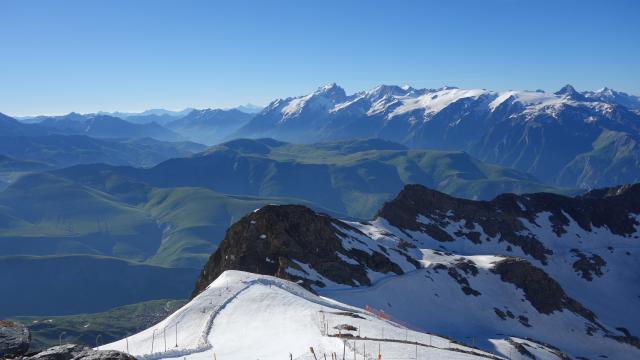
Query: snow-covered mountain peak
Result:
<box><xmin>278</xmin><ymin>84</ymin><xmax>348</xmax><ymax>120</ymax></box>
<box><xmin>583</xmin><ymin>87</ymin><xmax>640</xmax><ymax>110</ymax></box>
<box><xmin>489</xmin><ymin>90</ymin><xmax>566</xmax><ymax>111</ymax></box>
<box><xmin>366</xmin><ymin>84</ymin><xmax>414</xmax><ymax>100</ymax></box>
<box><xmin>314</xmin><ymin>83</ymin><xmax>347</xmax><ymax>99</ymax></box>
<box><xmin>388</xmin><ymin>87</ymin><xmax>492</xmax><ymax>118</ymax></box>
<box><xmin>596</xmin><ymin>86</ymin><xmax>615</xmax><ymax>96</ymax></box>
<box><xmin>554</xmin><ymin>84</ymin><xmax>587</xmax><ymax>101</ymax></box>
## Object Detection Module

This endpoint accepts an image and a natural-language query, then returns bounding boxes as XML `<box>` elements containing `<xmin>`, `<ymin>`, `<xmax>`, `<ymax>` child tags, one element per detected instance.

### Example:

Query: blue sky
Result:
<box><xmin>1</xmin><ymin>0</ymin><xmax>639</xmax><ymax>116</ymax></box>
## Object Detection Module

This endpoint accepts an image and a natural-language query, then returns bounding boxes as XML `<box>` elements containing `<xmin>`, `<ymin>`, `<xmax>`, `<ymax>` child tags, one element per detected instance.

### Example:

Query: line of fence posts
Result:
<box><xmin>319</xmin><ymin>308</ymin><xmax>488</xmax><ymax>360</ymax></box>
<box><xmin>151</xmin><ymin>329</ymin><xmax>156</xmax><ymax>354</ymax></box>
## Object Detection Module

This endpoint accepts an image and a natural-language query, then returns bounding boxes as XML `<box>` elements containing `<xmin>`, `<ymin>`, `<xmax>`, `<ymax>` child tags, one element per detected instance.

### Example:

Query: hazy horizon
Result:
<box><xmin>5</xmin><ymin>82</ymin><xmax>638</xmax><ymax>118</ymax></box>
<box><xmin>2</xmin><ymin>0</ymin><xmax>639</xmax><ymax>116</ymax></box>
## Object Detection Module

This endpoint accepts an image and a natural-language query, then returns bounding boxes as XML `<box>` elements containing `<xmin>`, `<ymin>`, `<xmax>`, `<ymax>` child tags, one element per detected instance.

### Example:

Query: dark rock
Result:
<box><xmin>0</xmin><ymin>320</ymin><xmax>30</xmax><ymax>358</ymax></box>
<box><xmin>453</xmin><ymin>258</ymin><xmax>479</xmax><ymax>276</ymax></box>
<box><xmin>493</xmin><ymin>308</ymin><xmax>507</xmax><ymax>320</ymax></box>
<box><xmin>192</xmin><ymin>205</ymin><xmax>416</xmax><ymax>297</ymax></box>
<box><xmin>518</xmin><ymin>315</ymin><xmax>532</xmax><ymax>328</ymax></box>
<box><xmin>571</xmin><ymin>249</ymin><xmax>607</xmax><ymax>281</ymax></box>
<box><xmin>607</xmin><ymin>328</ymin><xmax>640</xmax><ymax>349</ymax></box>
<box><xmin>376</xmin><ymin>184</ymin><xmax>640</xmax><ymax>264</ymax></box>
<box><xmin>446</xmin><ymin>267</ymin><xmax>481</xmax><ymax>296</ymax></box>
<box><xmin>506</xmin><ymin>338</ymin><xmax>535</xmax><ymax>359</ymax></box>
<box><xmin>375</xmin><ymin>185</ymin><xmax>553</xmax><ymax>263</ymax></box>
<box><xmin>492</xmin><ymin>258</ymin><xmax>600</xmax><ymax>326</ymax></box>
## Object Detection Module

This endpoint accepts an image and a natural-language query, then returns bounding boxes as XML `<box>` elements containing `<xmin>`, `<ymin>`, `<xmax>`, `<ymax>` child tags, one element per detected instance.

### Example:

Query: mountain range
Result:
<box><xmin>34</xmin><ymin>114</ymin><xmax>182</xmax><ymax>142</ymax></box>
<box><xmin>8</xmin><ymin>84</ymin><xmax>640</xmax><ymax>191</ymax></box>
<box><xmin>234</xmin><ymin>84</ymin><xmax>640</xmax><ymax>189</ymax></box>
<box><xmin>10</xmin><ymin>107</ymin><xmax>259</xmax><ymax>146</ymax></box>
<box><xmin>164</xmin><ymin>108</ymin><xmax>254</xmax><ymax>145</ymax></box>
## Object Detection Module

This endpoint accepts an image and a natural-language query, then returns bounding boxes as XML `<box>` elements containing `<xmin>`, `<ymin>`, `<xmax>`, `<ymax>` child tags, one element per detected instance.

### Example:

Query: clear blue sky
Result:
<box><xmin>1</xmin><ymin>0</ymin><xmax>639</xmax><ymax>116</ymax></box>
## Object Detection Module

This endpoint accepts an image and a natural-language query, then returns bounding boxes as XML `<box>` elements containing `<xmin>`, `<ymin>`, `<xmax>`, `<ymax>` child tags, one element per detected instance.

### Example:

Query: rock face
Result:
<box><xmin>376</xmin><ymin>183</ymin><xmax>640</xmax><ymax>263</ymax></box>
<box><xmin>192</xmin><ymin>204</ymin><xmax>418</xmax><ymax>297</ymax></box>
<box><xmin>0</xmin><ymin>320</ymin><xmax>30</xmax><ymax>358</ymax></box>
<box><xmin>492</xmin><ymin>258</ymin><xmax>598</xmax><ymax>323</ymax></box>
<box><xmin>25</xmin><ymin>344</ymin><xmax>135</xmax><ymax>360</ymax></box>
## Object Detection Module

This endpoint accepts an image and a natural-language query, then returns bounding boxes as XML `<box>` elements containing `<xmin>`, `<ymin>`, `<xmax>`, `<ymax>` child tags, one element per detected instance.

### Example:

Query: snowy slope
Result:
<box><xmin>101</xmin><ymin>271</ymin><xmax>503</xmax><ymax>360</ymax></box>
<box><xmin>190</xmin><ymin>184</ymin><xmax>640</xmax><ymax>359</ymax></box>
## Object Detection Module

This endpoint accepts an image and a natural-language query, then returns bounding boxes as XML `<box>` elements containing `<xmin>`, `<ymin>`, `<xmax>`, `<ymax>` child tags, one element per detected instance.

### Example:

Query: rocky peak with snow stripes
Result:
<box><xmin>192</xmin><ymin>204</ymin><xmax>419</xmax><ymax>297</ymax></box>
<box><xmin>193</xmin><ymin>183</ymin><xmax>640</xmax><ymax>359</ymax></box>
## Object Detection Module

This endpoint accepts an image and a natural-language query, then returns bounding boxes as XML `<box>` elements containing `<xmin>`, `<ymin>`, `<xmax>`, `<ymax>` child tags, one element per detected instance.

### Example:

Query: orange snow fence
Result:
<box><xmin>364</xmin><ymin>304</ymin><xmax>389</xmax><ymax>320</ymax></box>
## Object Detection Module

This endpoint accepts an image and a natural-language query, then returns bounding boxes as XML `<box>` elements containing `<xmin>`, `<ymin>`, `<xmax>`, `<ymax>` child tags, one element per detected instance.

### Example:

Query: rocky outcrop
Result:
<box><xmin>376</xmin><ymin>183</ymin><xmax>640</xmax><ymax>264</ymax></box>
<box><xmin>492</xmin><ymin>258</ymin><xmax>599</xmax><ymax>325</ymax></box>
<box><xmin>0</xmin><ymin>320</ymin><xmax>30</xmax><ymax>358</ymax></box>
<box><xmin>2</xmin><ymin>320</ymin><xmax>134</xmax><ymax>360</ymax></box>
<box><xmin>571</xmin><ymin>249</ymin><xmax>607</xmax><ymax>281</ymax></box>
<box><xmin>24</xmin><ymin>344</ymin><xmax>135</xmax><ymax>360</ymax></box>
<box><xmin>192</xmin><ymin>204</ymin><xmax>418</xmax><ymax>298</ymax></box>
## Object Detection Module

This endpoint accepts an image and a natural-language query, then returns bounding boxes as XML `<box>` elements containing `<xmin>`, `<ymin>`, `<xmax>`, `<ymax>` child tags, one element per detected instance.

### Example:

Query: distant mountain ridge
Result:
<box><xmin>15</xmin><ymin>107</ymin><xmax>259</xmax><ymax>145</ymax></box>
<box><xmin>165</xmin><ymin>108</ymin><xmax>254</xmax><ymax>145</ymax></box>
<box><xmin>233</xmin><ymin>83</ymin><xmax>640</xmax><ymax>189</ymax></box>
<box><xmin>34</xmin><ymin>113</ymin><xmax>182</xmax><ymax>141</ymax></box>
<box><xmin>0</xmin><ymin>134</ymin><xmax>205</xmax><ymax>169</ymax></box>
<box><xmin>7</xmin><ymin>84</ymin><xmax>640</xmax><ymax>189</ymax></box>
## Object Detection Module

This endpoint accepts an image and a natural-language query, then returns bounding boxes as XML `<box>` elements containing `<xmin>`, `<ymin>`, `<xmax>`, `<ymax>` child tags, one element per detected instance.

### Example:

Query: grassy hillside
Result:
<box><xmin>135</xmin><ymin>138</ymin><xmax>572</xmax><ymax>218</ymax></box>
<box><xmin>558</xmin><ymin>130</ymin><xmax>640</xmax><ymax>188</ymax></box>
<box><xmin>0</xmin><ymin>154</ymin><xmax>51</xmax><ymax>188</ymax></box>
<box><xmin>0</xmin><ymin>173</ymin><xmax>161</xmax><ymax>261</ymax></box>
<box><xmin>0</xmin><ymin>172</ymin><xmax>343</xmax><ymax>269</ymax></box>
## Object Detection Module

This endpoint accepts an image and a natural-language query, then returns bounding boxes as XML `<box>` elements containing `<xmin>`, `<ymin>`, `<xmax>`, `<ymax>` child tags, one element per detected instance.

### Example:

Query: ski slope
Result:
<box><xmin>101</xmin><ymin>271</ymin><xmax>502</xmax><ymax>360</ymax></box>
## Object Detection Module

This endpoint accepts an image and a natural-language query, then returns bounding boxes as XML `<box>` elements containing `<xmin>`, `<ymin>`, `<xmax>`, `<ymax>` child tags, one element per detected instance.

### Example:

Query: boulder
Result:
<box><xmin>0</xmin><ymin>320</ymin><xmax>30</xmax><ymax>358</ymax></box>
<box><xmin>25</xmin><ymin>344</ymin><xmax>135</xmax><ymax>360</ymax></box>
